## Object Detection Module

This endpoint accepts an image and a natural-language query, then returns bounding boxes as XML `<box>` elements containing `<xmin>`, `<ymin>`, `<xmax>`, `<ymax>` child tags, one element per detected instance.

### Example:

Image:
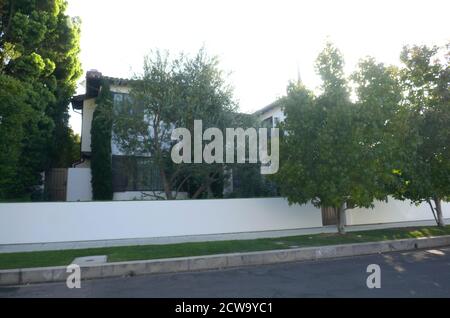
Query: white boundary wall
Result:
<box><xmin>0</xmin><ymin>198</ymin><xmax>449</xmax><ymax>245</ymax></box>
<box><xmin>0</xmin><ymin>198</ymin><xmax>322</xmax><ymax>245</ymax></box>
<box><xmin>346</xmin><ymin>198</ymin><xmax>450</xmax><ymax>225</ymax></box>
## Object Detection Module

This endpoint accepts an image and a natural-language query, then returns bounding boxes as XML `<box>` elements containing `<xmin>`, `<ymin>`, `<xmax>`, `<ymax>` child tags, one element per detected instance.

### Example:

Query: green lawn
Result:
<box><xmin>1</xmin><ymin>225</ymin><xmax>450</xmax><ymax>270</ymax></box>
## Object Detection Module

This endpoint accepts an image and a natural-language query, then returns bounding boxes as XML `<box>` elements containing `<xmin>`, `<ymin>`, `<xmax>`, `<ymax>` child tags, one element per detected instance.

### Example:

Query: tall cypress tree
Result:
<box><xmin>91</xmin><ymin>81</ymin><xmax>113</xmax><ymax>200</ymax></box>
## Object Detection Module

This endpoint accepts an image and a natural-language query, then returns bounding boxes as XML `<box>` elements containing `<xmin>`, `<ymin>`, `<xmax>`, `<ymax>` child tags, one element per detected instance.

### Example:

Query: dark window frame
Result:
<box><xmin>112</xmin><ymin>155</ymin><xmax>163</xmax><ymax>192</ymax></box>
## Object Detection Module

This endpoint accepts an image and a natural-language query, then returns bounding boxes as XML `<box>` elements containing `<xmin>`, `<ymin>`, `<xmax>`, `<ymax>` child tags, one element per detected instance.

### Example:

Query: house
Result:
<box><xmin>254</xmin><ymin>101</ymin><xmax>285</xmax><ymax>128</ymax></box>
<box><xmin>69</xmin><ymin>70</ymin><xmax>188</xmax><ymax>201</ymax></box>
<box><xmin>67</xmin><ymin>70</ymin><xmax>280</xmax><ymax>202</ymax></box>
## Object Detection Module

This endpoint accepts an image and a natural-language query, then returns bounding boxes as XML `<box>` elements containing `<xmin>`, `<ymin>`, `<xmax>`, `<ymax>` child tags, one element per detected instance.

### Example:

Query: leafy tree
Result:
<box><xmin>273</xmin><ymin>43</ymin><xmax>392</xmax><ymax>234</ymax></box>
<box><xmin>113</xmin><ymin>49</ymin><xmax>236</xmax><ymax>200</ymax></box>
<box><xmin>225</xmin><ymin>112</ymin><xmax>279</xmax><ymax>198</ymax></box>
<box><xmin>226</xmin><ymin>163</ymin><xmax>278</xmax><ymax>198</ymax></box>
<box><xmin>91</xmin><ymin>81</ymin><xmax>113</xmax><ymax>201</ymax></box>
<box><xmin>392</xmin><ymin>44</ymin><xmax>450</xmax><ymax>226</ymax></box>
<box><xmin>0</xmin><ymin>72</ymin><xmax>54</xmax><ymax>199</ymax></box>
<box><xmin>0</xmin><ymin>74</ymin><xmax>30</xmax><ymax>199</ymax></box>
<box><xmin>351</xmin><ymin>57</ymin><xmax>405</xmax><ymax>202</ymax></box>
<box><xmin>62</xmin><ymin>127</ymin><xmax>81</xmax><ymax>167</ymax></box>
<box><xmin>0</xmin><ymin>0</ymin><xmax>82</xmax><ymax>200</ymax></box>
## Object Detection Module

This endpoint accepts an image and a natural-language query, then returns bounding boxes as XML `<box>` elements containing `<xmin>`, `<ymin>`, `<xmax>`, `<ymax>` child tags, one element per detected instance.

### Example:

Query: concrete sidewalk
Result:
<box><xmin>0</xmin><ymin>219</ymin><xmax>448</xmax><ymax>254</ymax></box>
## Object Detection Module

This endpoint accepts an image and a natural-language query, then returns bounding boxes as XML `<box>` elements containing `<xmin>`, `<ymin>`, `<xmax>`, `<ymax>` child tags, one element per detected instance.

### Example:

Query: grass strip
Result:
<box><xmin>0</xmin><ymin>225</ymin><xmax>449</xmax><ymax>270</ymax></box>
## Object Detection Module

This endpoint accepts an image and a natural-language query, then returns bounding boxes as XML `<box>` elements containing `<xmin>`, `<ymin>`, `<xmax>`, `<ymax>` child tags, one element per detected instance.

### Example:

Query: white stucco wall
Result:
<box><xmin>80</xmin><ymin>85</ymin><xmax>130</xmax><ymax>154</ymax></box>
<box><xmin>1</xmin><ymin>198</ymin><xmax>449</xmax><ymax>245</ymax></box>
<box><xmin>346</xmin><ymin>198</ymin><xmax>450</xmax><ymax>225</ymax></box>
<box><xmin>80</xmin><ymin>98</ymin><xmax>96</xmax><ymax>153</ymax></box>
<box><xmin>66</xmin><ymin>168</ymin><xmax>92</xmax><ymax>202</ymax></box>
<box><xmin>0</xmin><ymin>198</ymin><xmax>322</xmax><ymax>245</ymax></box>
<box><xmin>258</xmin><ymin>105</ymin><xmax>286</xmax><ymax>126</ymax></box>
<box><xmin>110</xmin><ymin>84</ymin><xmax>130</xmax><ymax>94</ymax></box>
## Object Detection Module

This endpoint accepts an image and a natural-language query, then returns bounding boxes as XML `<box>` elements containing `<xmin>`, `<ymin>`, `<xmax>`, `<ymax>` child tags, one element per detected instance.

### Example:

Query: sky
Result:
<box><xmin>67</xmin><ymin>0</ymin><xmax>449</xmax><ymax>134</ymax></box>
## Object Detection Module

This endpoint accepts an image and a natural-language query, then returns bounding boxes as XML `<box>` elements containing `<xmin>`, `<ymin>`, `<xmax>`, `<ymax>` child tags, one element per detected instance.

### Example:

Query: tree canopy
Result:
<box><xmin>0</xmin><ymin>0</ymin><xmax>82</xmax><ymax>200</ymax></box>
<box><xmin>391</xmin><ymin>44</ymin><xmax>450</xmax><ymax>226</ymax></box>
<box><xmin>113</xmin><ymin>49</ymin><xmax>237</xmax><ymax>200</ymax></box>
<box><xmin>273</xmin><ymin>43</ymin><xmax>405</xmax><ymax>233</ymax></box>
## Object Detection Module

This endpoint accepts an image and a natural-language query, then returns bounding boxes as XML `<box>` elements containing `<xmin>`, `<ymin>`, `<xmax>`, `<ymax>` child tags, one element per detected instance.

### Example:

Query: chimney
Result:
<box><xmin>86</xmin><ymin>69</ymin><xmax>102</xmax><ymax>79</ymax></box>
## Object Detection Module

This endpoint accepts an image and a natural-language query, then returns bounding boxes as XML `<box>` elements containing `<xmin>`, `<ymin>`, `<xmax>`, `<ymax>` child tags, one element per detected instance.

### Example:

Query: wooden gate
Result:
<box><xmin>321</xmin><ymin>206</ymin><xmax>337</xmax><ymax>226</ymax></box>
<box><xmin>45</xmin><ymin>168</ymin><xmax>68</xmax><ymax>201</ymax></box>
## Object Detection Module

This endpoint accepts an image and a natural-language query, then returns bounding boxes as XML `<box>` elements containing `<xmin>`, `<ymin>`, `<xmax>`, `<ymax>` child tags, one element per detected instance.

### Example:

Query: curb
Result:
<box><xmin>1</xmin><ymin>235</ymin><xmax>450</xmax><ymax>286</ymax></box>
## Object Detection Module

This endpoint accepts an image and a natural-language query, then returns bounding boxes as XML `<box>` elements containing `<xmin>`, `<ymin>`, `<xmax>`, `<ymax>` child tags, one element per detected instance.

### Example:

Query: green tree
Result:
<box><xmin>62</xmin><ymin>127</ymin><xmax>81</xmax><ymax>167</ymax></box>
<box><xmin>392</xmin><ymin>44</ymin><xmax>450</xmax><ymax>227</ymax></box>
<box><xmin>91</xmin><ymin>81</ymin><xmax>113</xmax><ymax>201</ymax></box>
<box><xmin>0</xmin><ymin>72</ymin><xmax>55</xmax><ymax>199</ymax></box>
<box><xmin>226</xmin><ymin>163</ymin><xmax>278</xmax><ymax>198</ymax></box>
<box><xmin>113</xmin><ymin>49</ymin><xmax>236</xmax><ymax>200</ymax></box>
<box><xmin>273</xmin><ymin>43</ymin><xmax>392</xmax><ymax>234</ymax></box>
<box><xmin>351</xmin><ymin>57</ymin><xmax>404</xmax><ymax>202</ymax></box>
<box><xmin>225</xmin><ymin>112</ymin><xmax>279</xmax><ymax>198</ymax></box>
<box><xmin>0</xmin><ymin>74</ymin><xmax>30</xmax><ymax>199</ymax></box>
<box><xmin>0</xmin><ymin>0</ymin><xmax>82</xmax><ymax>200</ymax></box>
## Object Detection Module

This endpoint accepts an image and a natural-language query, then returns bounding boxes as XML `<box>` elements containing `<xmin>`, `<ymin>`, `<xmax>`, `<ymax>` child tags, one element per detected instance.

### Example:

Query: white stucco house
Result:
<box><xmin>68</xmin><ymin>70</ymin><xmax>280</xmax><ymax>202</ymax></box>
<box><xmin>69</xmin><ymin>70</ymin><xmax>190</xmax><ymax>201</ymax></box>
<box><xmin>253</xmin><ymin>100</ymin><xmax>285</xmax><ymax>129</ymax></box>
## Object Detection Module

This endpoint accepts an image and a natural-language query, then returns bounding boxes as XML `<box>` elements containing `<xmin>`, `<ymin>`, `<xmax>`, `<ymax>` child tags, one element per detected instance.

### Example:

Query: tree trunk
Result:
<box><xmin>192</xmin><ymin>184</ymin><xmax>207</xmax><ymax>199</ymax></box>
<box><xmin>160</xmin><ymin>169</ymin><xmax>173</xmax><ymax>200</ymax></box>
<box><xmin>192</xmin><ymin>172</ymin><xmax>220</xmax><ymax>199</ymax></box>
<box><xmin>336</xmin><ymin>203</ymin><xmax>346</xmax><ymax>234</ymax></box>
<box><xmin>434</xmin><ymin>197</ymin><xmax>445</xmax><ymax>227</ymax></box>
<box><xmin>207</xmin><ymin>184</ymin><xmax>215</xmax><ymax>198</ymax></box>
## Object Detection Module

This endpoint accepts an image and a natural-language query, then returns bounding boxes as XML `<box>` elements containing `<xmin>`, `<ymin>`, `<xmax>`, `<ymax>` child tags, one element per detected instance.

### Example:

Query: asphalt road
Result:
<box><xmin>1</xmin><ymin>246</ymin><xmax>450</xmax><ymax>298</ymax></box>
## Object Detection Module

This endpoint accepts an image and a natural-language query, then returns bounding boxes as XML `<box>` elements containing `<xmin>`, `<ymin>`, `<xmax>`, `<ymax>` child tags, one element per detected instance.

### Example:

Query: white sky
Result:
<box><xmin>67</xmin><ymin>0</ymin><xmax>449</xmax><ymax>134</ymax></box>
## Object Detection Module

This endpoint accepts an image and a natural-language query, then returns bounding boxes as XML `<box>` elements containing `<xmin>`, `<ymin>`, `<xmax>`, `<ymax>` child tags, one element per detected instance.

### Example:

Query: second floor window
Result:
<box><xmin>113</xmin><ymin>93</ymin><xmax>140</xmax><ymax>115</ymax></box>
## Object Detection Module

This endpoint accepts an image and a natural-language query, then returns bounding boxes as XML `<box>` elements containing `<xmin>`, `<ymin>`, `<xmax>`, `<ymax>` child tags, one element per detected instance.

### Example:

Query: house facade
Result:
<box><xmin>67</xmin><ymin>70</ymin><xmax>281</xmax><ymax>202</ymax></box>
<box><xmin>69</xmin><ymin>70</ymin><xmax>188</xmax><ymax>201</ymax></box>
<box><xmin>254</xmin><ymin>101</ymin><xmax>285</xmax><ymax>129</ymax></box>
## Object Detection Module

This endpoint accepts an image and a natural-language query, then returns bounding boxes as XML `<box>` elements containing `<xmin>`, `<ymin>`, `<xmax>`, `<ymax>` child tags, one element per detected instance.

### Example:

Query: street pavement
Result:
<box><xmin>1</xmin><ymin>246</ymin><xmax>450</xmax><ymax>298</ymax></box>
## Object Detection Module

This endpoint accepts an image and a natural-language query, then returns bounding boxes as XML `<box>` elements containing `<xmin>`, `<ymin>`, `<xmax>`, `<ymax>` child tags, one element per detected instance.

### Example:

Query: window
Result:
<box><xmin>113</xmin><ymin>92</ymin><xmax>124</xmax><ymax>105</ymax></box>
<box><xmin>261</xmin><ymin>116</ymin><xmax>274</xmax><ymax>139</ymax></box>
<box><xmin>262</xmin><ymin>116</ymin><xmax>273</xmax><ymax>128</ymax></box>
<box><xmin>112</xmin><ymin>93</ymin><xmax>138</xmax><ymax>115</ymax></box>
<box><xmin>274</xmin><ymin>116</ymin><xmax>281</xmax><ymax>126</ymax></box>
<box><xmin>112</xmin><ymin>156</ymin><xmax>163</xmax><ymax>192</ymax></box>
